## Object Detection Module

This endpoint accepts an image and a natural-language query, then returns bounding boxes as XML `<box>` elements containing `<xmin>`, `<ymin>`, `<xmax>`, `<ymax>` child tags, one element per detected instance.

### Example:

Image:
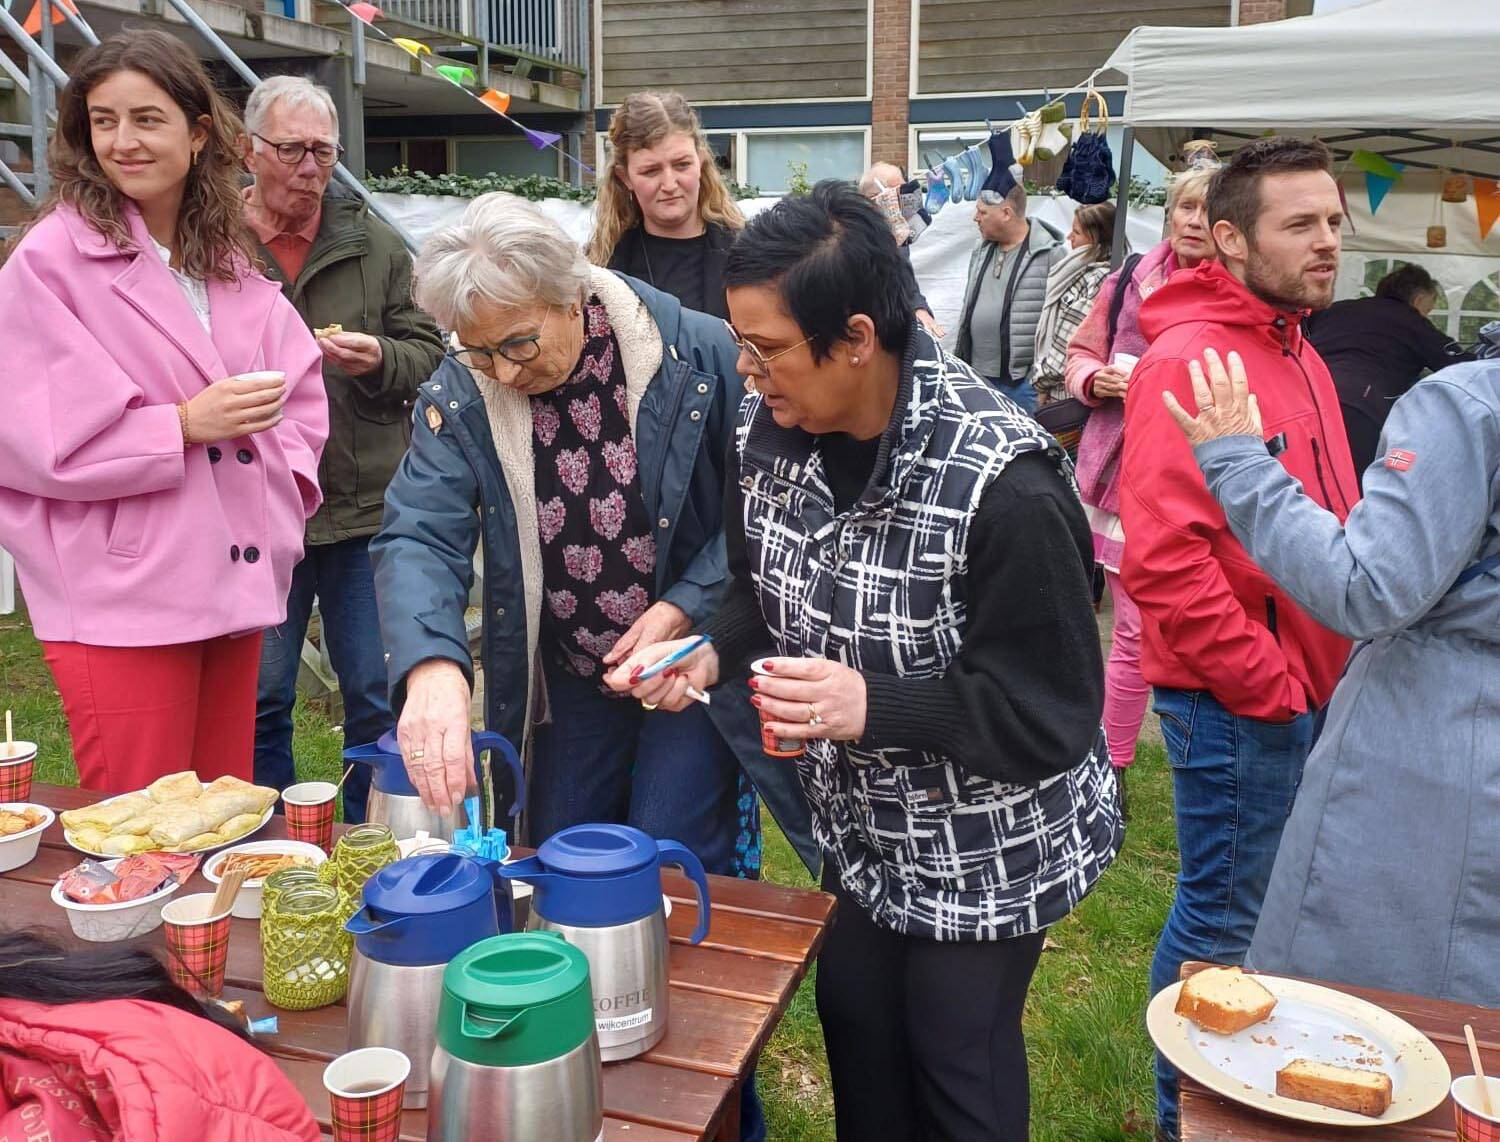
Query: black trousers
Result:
<box><xmin>815</xmin><ymin>868</ymin><xmax>1046</xmax><ymax>1141</ymax></box>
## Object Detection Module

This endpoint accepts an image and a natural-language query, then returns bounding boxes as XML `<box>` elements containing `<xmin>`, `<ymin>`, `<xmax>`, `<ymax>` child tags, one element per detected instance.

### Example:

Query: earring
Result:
<box><xmin>191</xmin><ymin>147</ymin><xmax>201</xmax><ymax>166</ymax></box>
<box><xmin>851</xmin><ymin>356</ymin><xmax>860</xmax><ymax>365</ymax></box>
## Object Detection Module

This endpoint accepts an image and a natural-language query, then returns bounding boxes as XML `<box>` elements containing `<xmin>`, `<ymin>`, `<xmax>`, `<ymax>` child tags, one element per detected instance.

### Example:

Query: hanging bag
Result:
<box><xmin>1057</xmin><ymin>90</ymin><xmax>1115</xmax><ymax>205</ymax></box>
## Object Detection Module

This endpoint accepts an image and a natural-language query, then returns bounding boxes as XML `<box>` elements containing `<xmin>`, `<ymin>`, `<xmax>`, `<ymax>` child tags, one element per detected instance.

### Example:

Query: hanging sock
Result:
<box><xmin>942</xmin><ymin>154</ymin><xmax>968</xmax><ymax>203</ymax></box>
<box><xmin>1011</xmin><ymin>113</ymin><xmax>1039</xmax><ymax>167</ymax></box>
<box><xmin>958</xmin><ymin>145</ymin><xmax>987</xmax><ymax>197</ymax></box>
<box><xmin>1033</xmin><ymin>103</ymin><xmax>1073</xmax><ymax>163</ymax></box>
<box><xmin>925</xmin><ymin>168</ymin><xmax>950</xmax><ymax>214</ymax></box>
<box><xmin>980</xmin><ymin>130</ymin><xmax>1019</xmax><ymax>197</ymax></box>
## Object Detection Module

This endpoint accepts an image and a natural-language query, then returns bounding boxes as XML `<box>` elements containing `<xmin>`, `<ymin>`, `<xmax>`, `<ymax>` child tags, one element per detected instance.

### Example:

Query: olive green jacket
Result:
<box><xmin>255</xmin><ymin>191</ymin><xmax>445</xmax><ymax>543</ymax></box>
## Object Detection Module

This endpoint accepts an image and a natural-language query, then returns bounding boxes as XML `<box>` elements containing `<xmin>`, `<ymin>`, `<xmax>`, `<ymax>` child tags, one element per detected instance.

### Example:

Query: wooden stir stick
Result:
<box><xmin>1466</xmin><ymin>1023</ymin><xmax>1494</xmax><ymax>1117</ymax></box>
<box><xmin>209</xmin><ymin>867</ymin><xmax>249</xmax><ymax>918</ymax></box>
<box><xmin>3</xmin><ymin>710</ymin><xmax>11</xmax><ymax>759</ymax></box>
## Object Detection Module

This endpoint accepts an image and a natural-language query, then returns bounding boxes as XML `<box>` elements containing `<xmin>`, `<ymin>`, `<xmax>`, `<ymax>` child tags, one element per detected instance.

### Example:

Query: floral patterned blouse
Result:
<box><xmin>532</xmin><ymin>296</ymin><xmax>657</xmax><ymax>688</ymax></box>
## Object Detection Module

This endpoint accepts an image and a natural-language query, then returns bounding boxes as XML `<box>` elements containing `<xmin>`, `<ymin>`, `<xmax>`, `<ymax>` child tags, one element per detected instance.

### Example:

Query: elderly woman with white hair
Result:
<box><xmin>1062</xmin><ymin>156</ymin><xmax>1219</xmax><ymax>790</ymax></box>
<box><xmin>369</xmin><ymin>192</ymin><xmax>758</xmax><ymax>877</ymax></box>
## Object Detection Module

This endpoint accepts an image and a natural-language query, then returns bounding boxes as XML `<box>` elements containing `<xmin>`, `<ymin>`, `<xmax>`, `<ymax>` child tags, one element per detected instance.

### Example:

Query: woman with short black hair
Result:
<box><xmin>609</xmin><ymin>181</ymin><xmax>1122</xmax><ymax>1141</ymax></box>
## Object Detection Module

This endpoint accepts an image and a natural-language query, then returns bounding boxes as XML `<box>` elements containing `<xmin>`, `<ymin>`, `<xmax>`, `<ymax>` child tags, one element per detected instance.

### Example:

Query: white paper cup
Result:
<box><xmin>0</xmin><ymin>740</ymin><xmax>37</xmax><ymax>763</ymax></box>
<box><xmin>230</xmin><ymin>370</ymin><xmax>287</xmax><ymax>386</ymax></box>
<box><xmin>161</xmin><ymin>892</ymin><xmax>233</xmax><ymax>926</ymax></box>
<box><xmin>1452</xmin><ymin>1074</ymin><xmax>1500</xmax><ymax>1125</ymax></box>
<box><xmin>284</xmin><ymin>781</ymin><xmax>338</xmax><ymax>807</ymax></box>
<box><xmin>1112</xmin><ymin>352</ymin><xmax>1140</xmax><ymax>375</ymax></box>
<box><xmin>324</xmin><ymin>1046</ymin><xmax>411</xmax><ymax>1097</ymax></box>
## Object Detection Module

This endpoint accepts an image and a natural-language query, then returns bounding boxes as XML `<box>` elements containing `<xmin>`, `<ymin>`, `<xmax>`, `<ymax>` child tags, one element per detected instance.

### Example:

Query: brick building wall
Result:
<box><xmin>871</xmin><ymin>0</ymin><xmax>911</xmax><ymax>168</ymax></box>
<box><xmin>1238</xmin><ymin>0</ymin><xmax>1287</xmax><ymax>23</ymax></box>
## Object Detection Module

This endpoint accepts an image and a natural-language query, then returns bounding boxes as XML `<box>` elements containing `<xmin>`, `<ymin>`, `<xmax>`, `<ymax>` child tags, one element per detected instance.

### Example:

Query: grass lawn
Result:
<box><xmin>1</xmin><ymin>603</ymin><xmax>1170</xmax><ymax>1140</ymax></box>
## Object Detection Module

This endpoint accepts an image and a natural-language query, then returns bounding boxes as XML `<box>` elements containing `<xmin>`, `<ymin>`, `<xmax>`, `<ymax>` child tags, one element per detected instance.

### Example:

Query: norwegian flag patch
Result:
<box><xmin>1385</xmin><ymin>448</ymin><xmax>1416</xmax><ymax>472</ymax></box>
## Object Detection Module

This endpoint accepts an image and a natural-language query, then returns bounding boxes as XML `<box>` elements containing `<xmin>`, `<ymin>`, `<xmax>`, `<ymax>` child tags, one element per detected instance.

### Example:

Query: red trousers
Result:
<box><xmin>42</xmin><ymin>633</ymin><xmax>262</xmax><ymax>795</ymax></box>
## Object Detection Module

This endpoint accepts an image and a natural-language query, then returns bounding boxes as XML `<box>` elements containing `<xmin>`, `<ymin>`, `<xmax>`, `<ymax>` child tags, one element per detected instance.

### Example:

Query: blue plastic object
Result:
<box><xmin>497</xmin><ymin>824</ymin><xmax>712</xmax><ymax>944</ymax></box>
<box><xmin>346</xmin><ymin>852</ymin><xmax>507</xmax><ymax>965</ymax></box>
<box><xmin>343</xmin><ymin>729</ymin><xmax>526</xmax><ymax>819</ymax></box>
<box><xmin>451</xmin><ymin>822</ymin><xmax>510</xmax><ymax>864</ymax></box>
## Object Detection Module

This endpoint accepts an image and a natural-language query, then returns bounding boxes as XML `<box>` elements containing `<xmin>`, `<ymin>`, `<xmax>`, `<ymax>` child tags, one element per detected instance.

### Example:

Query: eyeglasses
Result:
<box><xmin>253</xmin><ymin>133</ymin><xmax>344</xmax><ymax>168</ymax></box>
<box><xmin>723</xmin><ymin>319</ymin><xmax>812</xmax><ymax>378</ymax></box>
<box><xmin>450</xmin><ymin>307</ymin><xmax>554</xmax><ymax>370</ymax></box>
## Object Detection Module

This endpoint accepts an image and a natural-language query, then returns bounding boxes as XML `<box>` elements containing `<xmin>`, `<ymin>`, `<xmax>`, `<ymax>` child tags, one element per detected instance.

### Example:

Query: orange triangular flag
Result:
<box><xmin>23</xmin><ymin>0</ymin><xmax>78</xmax><ymax>34</ymax></box>
<box><xmin>1475</xmin><ymin>178</ymin><xmax>1500</xmax><ymax>241</ymax></box>
<box><xmin>478</xmin><ymin>89</ymin><xmax>510</xmax><ymax>115</ymax></box>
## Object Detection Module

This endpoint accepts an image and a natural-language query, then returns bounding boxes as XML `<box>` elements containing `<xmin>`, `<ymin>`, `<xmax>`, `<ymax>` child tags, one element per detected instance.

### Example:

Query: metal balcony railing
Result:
<box><xmin>377</xmin><ymin>0</ymin><xmax>588</xmax><ymax>74</ymax></box>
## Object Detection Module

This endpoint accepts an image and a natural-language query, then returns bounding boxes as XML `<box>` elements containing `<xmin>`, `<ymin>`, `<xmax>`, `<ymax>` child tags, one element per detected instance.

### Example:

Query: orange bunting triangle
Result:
<box><xmin>479</xmin><ymin>89</ymin><xmax>511</xmax><ymax>115</ymax></box>
<box><xmin>1475</xmin><ymin>178</ymin><xmax>1500</xmax><ymax>242</ymax></box>
<box><xmin>23</xmin><ymin>0</ymin><xmax>78</xmax><ymax>35</ymax></box>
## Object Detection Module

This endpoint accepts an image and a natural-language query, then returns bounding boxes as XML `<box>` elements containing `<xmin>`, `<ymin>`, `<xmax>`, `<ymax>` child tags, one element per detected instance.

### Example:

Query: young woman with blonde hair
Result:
<box><xmin>588</xmin><ymin>91</ymin><xmax>743</xmax><ymax>318</ymax></box>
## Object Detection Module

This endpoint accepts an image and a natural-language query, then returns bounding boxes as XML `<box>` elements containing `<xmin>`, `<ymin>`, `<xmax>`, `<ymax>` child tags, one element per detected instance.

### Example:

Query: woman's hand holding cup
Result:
<box><xmin>185</xmin><ymin>371</ymin><xmax>287</xmax><ymax>442</ymax></box>
<box><xmin>606</xmin><ymin>637</ymin><xmax>720</xmax><ymax>712</ymax></box>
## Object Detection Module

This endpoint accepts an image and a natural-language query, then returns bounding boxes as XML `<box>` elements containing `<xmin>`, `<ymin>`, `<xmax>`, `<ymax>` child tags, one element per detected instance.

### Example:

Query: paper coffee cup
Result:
<box><xmin>232</xmin><ymin>370</ymin><xmax>287</xmax><ymax>385</ymax></box>
<box><xmin>1453</xmin><ymin>1075</ymin><xmax>1500</xmax><ymax>1137</ymax></box>
<box><xmin>283</xmin><ymin>781</ymin><xmax>338</xmax><ymax>853</ymax></box>
<box><xmin>750</xmin><ymin>658</ymin><xmax>805</xmax><ymax>760</ymax></box>
<box><xmin>325</xmin><ymin>1048</ymin><xmax>410</xmax><ymax>1142</ymax></box>
<box><xmin>161</xmin><ymin>893</ymin><xmax>234</xmax><ymax>997</ymax></box>
<box><xmin>1112</xmin><ymin>353</ymin><xmax>1140</xmax><ymax>375</ymax></box>
<box><xmin>0</xmin><ymin>742</ymin><xmax>38</xmax><ymax>801</ymax></box>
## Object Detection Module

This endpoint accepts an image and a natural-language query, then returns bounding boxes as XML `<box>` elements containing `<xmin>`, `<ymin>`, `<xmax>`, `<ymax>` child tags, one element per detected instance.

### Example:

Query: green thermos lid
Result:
<box><xmin>435</xmin><ymin>932</ymin><xmax>595</xmax><ymax>1066</ymax></box>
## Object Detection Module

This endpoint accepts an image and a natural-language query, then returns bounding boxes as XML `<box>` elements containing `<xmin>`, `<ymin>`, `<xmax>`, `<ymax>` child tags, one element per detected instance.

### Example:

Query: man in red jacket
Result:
<box><xmin>1120</xmin><ymin>137</ymin><xmax>1360</xmax><ymax>1139</ymax></box>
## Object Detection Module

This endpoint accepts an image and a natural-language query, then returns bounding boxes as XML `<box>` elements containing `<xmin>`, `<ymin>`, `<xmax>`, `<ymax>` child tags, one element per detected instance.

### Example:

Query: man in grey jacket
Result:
<box><xmin>953</xmin><ymin>183</ymin><xmax>1064</xmax><ymax>413</ymax></box>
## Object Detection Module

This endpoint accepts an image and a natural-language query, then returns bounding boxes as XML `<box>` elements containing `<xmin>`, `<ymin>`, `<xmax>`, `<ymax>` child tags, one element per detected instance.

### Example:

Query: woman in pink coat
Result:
<box><xmin>0</xmin><ymin>30</ymin><xmax>327</xmax><ymax>793</ymax></box>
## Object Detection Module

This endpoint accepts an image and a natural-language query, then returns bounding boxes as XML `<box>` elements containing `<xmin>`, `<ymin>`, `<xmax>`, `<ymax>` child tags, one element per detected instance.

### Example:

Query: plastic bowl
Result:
<box><xmin>203</xmin><ymin>840</ymin><xmax>327</xmax><ymax>919</ymax></box>
<box><xmin>0</xmin><ymin>803</ymin><xmax>53</xmax><ymax>873</ymax></box>
<box><xmin>51</xmin><ymin>857</ymin><xmax>184</xmax><ymax>942</ymax></box>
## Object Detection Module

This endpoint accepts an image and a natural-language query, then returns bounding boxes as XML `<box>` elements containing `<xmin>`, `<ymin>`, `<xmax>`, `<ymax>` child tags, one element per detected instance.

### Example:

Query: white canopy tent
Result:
<box><xmin>1102</xmin><ymin>0</ymin><xmax>1500</xmax><ymax>341</ymax></box>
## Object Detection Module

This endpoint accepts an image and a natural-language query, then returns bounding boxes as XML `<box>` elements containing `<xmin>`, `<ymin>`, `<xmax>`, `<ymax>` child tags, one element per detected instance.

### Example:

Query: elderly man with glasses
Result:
<box><xmin>243</xmin><ymin>75</ymin><xmax>445</xmax><ymax>824</ymax></box>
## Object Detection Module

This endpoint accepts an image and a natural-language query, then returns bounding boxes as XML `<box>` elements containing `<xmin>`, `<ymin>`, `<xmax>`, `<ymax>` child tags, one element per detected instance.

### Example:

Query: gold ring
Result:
<box><xmin>642</xmin><ymin>701</ymin><xmax>659</xmax><ymax>711</ymax></box>
<box><xmin>808</xmin><ymin>704</ymin><xmax>824</xmax><ymax>726</ymax></box>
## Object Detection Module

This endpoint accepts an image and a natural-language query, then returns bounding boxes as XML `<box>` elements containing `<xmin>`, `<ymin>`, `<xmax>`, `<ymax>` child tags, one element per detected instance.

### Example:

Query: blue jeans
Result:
<box><xmin>528</xmin><ymin>659</ymin><xmax>751</xmax><ymax>878</ymax></box>
<box><xmin>1148</xmin><ymin>687</ymin><xmax>1313</xmax><ymax>1139</ymax></box>
<box><xmin>985</xmin><ymin>375</ymin><xmax>1038</xmax><ymax>415</ymax></box>
<box><xmin>254</xmin><ymin>537</ymin><xmax>390</xmax><ymax>824</ymax></box>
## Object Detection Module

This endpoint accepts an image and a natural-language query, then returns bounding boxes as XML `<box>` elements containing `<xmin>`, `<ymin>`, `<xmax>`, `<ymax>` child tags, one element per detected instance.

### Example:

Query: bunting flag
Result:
<box><xmin>435</xmin><ymin>64</ymin><xmax>476</xmax><ymax>85</ymax></box>
<box><xmin>478</xmin><ymin>89</ymin><xmax>511</xmax><ymax>115</ymax></box>
<box><xmin>22</xmin><ymin>0</ymin><xmax>78</xmax><ymax>34</ymax></box>
<box><xmin>1476</xmin><ymin>178</ymin><xmax>1500</xmax><ymax>241</ymax></box>
<box><xmin>1352</xmin><ymin>149</ymin><xmax>1402</xmax><ymax>181</ymax></box>
<box><xmin>1365</xmin><ymin>162</ymin><xmax>1404</xmax><ymax>215</ymax></box>
<box><xmin>392</xmin><ymin>37</ymin><xmax>431</xmax><ymax>56</ymax></box>
<box><xmin>523</xmin><ymin>127</ymin><xmax>563</xmax><ymax>151</ymax></box>
<box><xmin>347</xmin><ymin>2</ymin><xmax>383</xmax><ymax>20</ymax></box>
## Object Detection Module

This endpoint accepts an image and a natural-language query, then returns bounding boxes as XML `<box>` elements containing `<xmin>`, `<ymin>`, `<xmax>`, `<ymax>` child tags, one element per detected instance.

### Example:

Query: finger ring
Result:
<box><xmin>410</xmin><ymin>748</ymin><xmax>425</xmax><ymax>759</ymax></box>
<box><xmin>642</xmin><ymin>701</ymin><xmax>659</xmax><ymax>711</ymax></box>
<box><xmin>808</xmin><ymin>704</ymin><xmax>824</xmax><ymax>726</ymax></box>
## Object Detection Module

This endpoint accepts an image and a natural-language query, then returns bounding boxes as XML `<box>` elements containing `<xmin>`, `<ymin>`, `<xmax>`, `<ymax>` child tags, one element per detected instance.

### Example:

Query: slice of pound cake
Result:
<box><xmin>1175</xmin><ymin>966</ymin><xmax>1277</xmax><ymax>1034</ymax></box>
<box><xmin>1276</xmin><ymin>1059</ymin><xmax>1393</xmax><ymax>1117</ymax></box>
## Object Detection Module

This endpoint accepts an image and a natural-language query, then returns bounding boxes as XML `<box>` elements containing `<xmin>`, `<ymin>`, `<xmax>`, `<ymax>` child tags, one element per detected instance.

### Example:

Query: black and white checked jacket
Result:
<box><xmin>736</xmin><ymin>328</ymin><xmax>1122</xmax><ymax>940</ymax></box>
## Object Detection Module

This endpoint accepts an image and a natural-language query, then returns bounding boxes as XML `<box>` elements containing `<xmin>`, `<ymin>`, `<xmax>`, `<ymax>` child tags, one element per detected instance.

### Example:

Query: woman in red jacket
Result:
<box><xmin>0</xmin><ymin>931</ymin><xmax>319</xmax><ymax>1141</ymax></box>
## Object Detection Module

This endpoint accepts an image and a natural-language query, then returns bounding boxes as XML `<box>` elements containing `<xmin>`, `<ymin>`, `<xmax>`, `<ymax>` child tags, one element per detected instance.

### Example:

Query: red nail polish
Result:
<box><xmin>763</xmin><ymin>661</ymin><xmax>775</xmax><ymax>672</ymax></box>
<box><xmin>664</xmin><ymin>668</ymin><xmax>678</xmax><ymax>679</ymax></box>
<box><xmin>751</xmin><ymin>695</ymin><xmax>763</xmax><ymax>708</ymax></box>
<box><xmin>629</xmin><ymin>666</ymin><xmax>643</xmax><ymax>682</ymax></box>
<box><xmin>748</xmin><ymin>677</ymin><xmax>759</xmax><ymax>691</ymax></box>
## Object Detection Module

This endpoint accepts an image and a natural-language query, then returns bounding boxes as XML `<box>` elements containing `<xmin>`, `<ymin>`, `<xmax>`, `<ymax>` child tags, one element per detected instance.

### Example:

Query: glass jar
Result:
<box><xmin>261</xmin><ymin>883</ymin><xmax>351</xmax><ymax>1011</ymax></box>
<box><xmin>261</xmin><ymin>867</ymin><xmax>321</xmax><ymax>915</ymax></box>
<box><xmin>330</xmin><ymin>823</ymin><xmax>400</xmax><ymax>899</ymax></box>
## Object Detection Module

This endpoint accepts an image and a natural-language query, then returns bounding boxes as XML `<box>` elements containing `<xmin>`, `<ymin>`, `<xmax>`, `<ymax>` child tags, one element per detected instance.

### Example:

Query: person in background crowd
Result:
<box><xmin>373</xmin><ymin>193</ymin><xmax>761</xmax><ymax>882</ymax></box>
<box><xmin>0</xmin><ymin>930</ymin><xmax>320</xmax><ymax>1140</ymax></box>
<box><xmin>0</xmin><ymin>30</ymin><xmax>326</xmax><ymax>795</ymax></box>
<box><xmin>1306</xmin><ymin>262</ymin><xmax>1473</xmax><ymax>485</ymax></box>
<box><xmin>1031</xmin><ymin>201</ymin><xmax>1116</xmax><ymax>406</ymax></box>
<box><xmin>610</xmin><ymin>182</ymin><xmax>1121</xmax><ymax>1142</ymax></box>
<box><xmin>1121</xmin><ymin>137</ymin><xmax>1359</xmax><ymax>1140</ymax></box>
<box><xmin>587</xmin><ymin>91</ymin><xmax>743</xmax><ymax>319</ymax></box>
<box><xmin>243</xmin><ymin>76</ymin><xmax>444</xmax><ymax>825</ymax></box>
<box><xmin>1170</xmin><ymin>346</ymin><xmax>1500</xmax><ymax>1010</ymax></box>
<box><xmin>952</xmin><ymin>181</ymin><xmax>1065</xmax><ymax>413</ymax></box>
<box><xmin>858</xmin><ymin>160</ymin><xmax>944</xmax><ymax>338</ymax></box>
<box><xmin>1064</xmin><ymin>160</ymin><xmax>1219</xmax><ymax>795</ymax></box>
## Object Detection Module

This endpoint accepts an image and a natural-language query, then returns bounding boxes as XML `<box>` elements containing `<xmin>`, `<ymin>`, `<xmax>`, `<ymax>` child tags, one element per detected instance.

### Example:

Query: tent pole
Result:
<box><xmin>1111</xmin><ymin>127</ymin><xmax>1135</xmax><ymax>269</ymax></box>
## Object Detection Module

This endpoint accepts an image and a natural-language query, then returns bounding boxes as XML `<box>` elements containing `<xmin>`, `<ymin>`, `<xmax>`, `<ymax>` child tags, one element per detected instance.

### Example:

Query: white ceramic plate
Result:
<box><xmin>1148</xmin><ymin>974</ymin><xmax>1451</xmax><ymax>1128</ymax></box>
<box><xmin>63</xmin><ymin>784</ymin><xmax>274</xmax><ymax>858</ymax></box>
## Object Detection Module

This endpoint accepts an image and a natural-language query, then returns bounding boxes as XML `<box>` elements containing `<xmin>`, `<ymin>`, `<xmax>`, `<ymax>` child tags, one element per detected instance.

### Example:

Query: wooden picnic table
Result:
<box><xmin>8</xmin><ymin>783</ymin><xmax>835</xmax><ymax>1141</ymax></box>
<box><xmin>1179</xmin><ymin>963</ymin><xmax>1500</xmax><ymax>1140</ymax></box>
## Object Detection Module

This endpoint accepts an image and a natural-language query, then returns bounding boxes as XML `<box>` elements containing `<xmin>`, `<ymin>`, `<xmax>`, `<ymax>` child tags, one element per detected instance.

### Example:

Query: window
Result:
<box><xmin>1458</xmin><ymin>274</ymin><xmax>1500</xmax><ymax>346</ymax></box>
<box><xmin>365</xmin><ymin>141</ymin><xmax>403</xmax><ymax>178</ymax></box>
<box><xmin>404</xmin><ymin>138</ymin><xmax>448</xmax><ymax>176</ymax></box>
<box><xmin>454</xmin><ymin>139</ymin><xmax>559</xmax><ymax>179</ymax></box>
<box><xmin>745</xmin><ymin>132</ymin><xmax>866</xmax><ymax>195</ymax></box>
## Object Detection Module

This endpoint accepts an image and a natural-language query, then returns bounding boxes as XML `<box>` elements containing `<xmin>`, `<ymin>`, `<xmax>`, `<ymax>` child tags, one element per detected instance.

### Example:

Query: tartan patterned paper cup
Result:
<box><xmin>0</xmin><ymin>743</ymin><xmax>38</xmax><ymax>802</ymax></box>
<box><xmin>283</xmin><ymin>781</ymin><xmax>338</xmax><ymax>853</ymax></box>
<box><xmin>324</xmin><ymin>1047</ymin><xmax>410</xmax><ymax>1142</ymax></box>
<box><xmin>161</xmin><ymin>893</ymin><xmax>233</xmax><ymax>997</ymax></box>
<box><xmin>1454</xmin><ymin>1076</ymin><xmax>1500</xmax><ymax>1141</ymax></box>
